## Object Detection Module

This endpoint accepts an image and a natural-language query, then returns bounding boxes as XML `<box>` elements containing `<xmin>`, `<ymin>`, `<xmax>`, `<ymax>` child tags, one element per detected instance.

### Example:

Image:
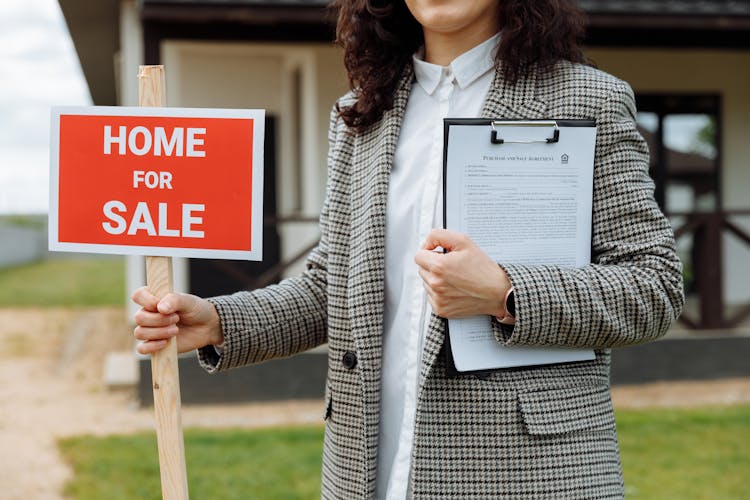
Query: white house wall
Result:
<box><xmin>118</xmin><ymin>0</ymin><xmax>142</xmax><ymax>108</ymax></box>
<box><xmin>587</xmin><ymin>48</ymin><xmax>750</xmax><ymax>305</ymax></box>
<box><xmin>120</xmin><ymin>0</ymin><xmax>147</xmax><ymax>321</ymax></box>
<box><xmin>160</xmin><ymin>40</ymin><xmax>346</xmax><ymax>279</ymax></box>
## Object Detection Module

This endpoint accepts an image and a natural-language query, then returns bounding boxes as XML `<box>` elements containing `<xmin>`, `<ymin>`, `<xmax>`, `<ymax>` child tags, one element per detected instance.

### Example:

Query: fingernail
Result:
<box><xmin>158</xmin><ymin>301</ymin><xmax>173</xmax><ymax>314</ymax></box>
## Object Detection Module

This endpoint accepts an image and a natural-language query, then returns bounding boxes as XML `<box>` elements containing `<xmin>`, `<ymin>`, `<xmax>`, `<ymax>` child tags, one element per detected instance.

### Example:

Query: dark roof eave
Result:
<box><xmin>140</xmin><ymin>2</ymin><xmax>332</xmax><ymax>26</ymax></box>
<box><xmin>587</xmin><ymin>13</ymin><xmax>750</xmax><ymax>30</ymax></box>
<box><xmin>139</xmin><ymin>1</ymin><xmax>750</xmax><ymax>33</ymax></box>
<box><xmin>579</xmin><ymin>0</ymin><xmax>750</xmax><ymax>16</ymax></box>
<box><xmin>58</xmin><ymin>0</ymin><xmax>120</xmax><ymax>106</ymax></box>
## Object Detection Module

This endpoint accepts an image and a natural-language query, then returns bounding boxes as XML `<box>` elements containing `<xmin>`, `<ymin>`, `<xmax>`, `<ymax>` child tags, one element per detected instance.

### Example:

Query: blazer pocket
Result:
<box><xmin>518</xmin><ymin>383</ymin><xmax>616</xmax><ymax>435</ymax></box>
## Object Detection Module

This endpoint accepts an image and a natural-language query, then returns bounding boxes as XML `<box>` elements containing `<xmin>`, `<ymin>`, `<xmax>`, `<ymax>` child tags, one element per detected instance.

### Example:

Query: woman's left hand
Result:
<box><xmin>414</xmin><ymin>229</ymin><xmax>511</xmax><ymax>319</ymax></box>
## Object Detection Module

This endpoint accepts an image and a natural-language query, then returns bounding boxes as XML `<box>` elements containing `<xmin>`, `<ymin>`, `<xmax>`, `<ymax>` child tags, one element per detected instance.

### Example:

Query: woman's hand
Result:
<box><xmin>414</xmin><ymin>229</ymin><xmax>511</xmax><ymax>319</ymax></box>
<box><xmin>131</xmin><ymin>287</ymin><xmax>223</xmax><ymax>355</ymax></box>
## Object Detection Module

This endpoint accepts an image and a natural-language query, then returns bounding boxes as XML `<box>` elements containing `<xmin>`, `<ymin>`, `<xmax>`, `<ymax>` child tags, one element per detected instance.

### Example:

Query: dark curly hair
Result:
<box><xmin>332</xmin><ymin>0</ymin><xmax>588</xmax><ymax>133</ymax></box>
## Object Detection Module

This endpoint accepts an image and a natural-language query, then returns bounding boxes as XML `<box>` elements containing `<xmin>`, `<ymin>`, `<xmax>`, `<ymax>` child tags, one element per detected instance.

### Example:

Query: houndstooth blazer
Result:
<box><xmin>199</xmin><ymin>61</ymin><xmax>684</xmax><ymax>499</ymax></box>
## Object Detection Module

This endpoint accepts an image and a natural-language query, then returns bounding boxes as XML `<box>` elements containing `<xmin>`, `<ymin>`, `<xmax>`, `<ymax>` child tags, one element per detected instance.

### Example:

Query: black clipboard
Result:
<box><xmin>441</xmin><ymin>118</ymin><xmax>597</xmax><ymax>375</ymax></box>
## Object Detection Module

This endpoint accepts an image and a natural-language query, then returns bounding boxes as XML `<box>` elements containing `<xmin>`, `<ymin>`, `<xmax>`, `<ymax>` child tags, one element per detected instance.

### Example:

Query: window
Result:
<box><xmin>635</xmin><ymin>94</ymin><xmax>723</xmax><ymax>326</ymax></box>
<box><xmin>635</xmin><ymin>94</ymin><xmax>721</xmax><ymax>214</ymax></box>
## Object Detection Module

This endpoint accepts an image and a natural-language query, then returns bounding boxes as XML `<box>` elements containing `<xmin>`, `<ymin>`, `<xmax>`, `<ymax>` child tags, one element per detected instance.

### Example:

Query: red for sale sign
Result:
<box><xmin>49</xmin><ymin>107</ymin><xmax>265</xmax><ymax>260</ymax></box>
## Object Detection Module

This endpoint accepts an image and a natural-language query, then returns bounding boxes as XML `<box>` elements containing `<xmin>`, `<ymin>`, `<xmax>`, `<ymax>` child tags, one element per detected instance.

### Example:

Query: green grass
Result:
<box><xmin>60</xmin><ymin>406</ymin><xmax>750</xmax><ymax>500</ymax></box>
<box><xmin>617</xmin><ymin>405</ymin><xmax>750</xmax><ymax>499</ymax></box>
<box><xmin>59</xmin><ymin>426</ymin><xmax>324</xmax><ymax>500</ymax></box>
<box><xmin>59</xmin><ymin>407</ymin><xmax>750</xmax><ymax>499</ymax></box>
<box><xmin>0</xmin><ymin>258</ymin><xmax>125</xmax><ymax>306</ymax></box>
<box><xmin>0</xmin><ymin>214</ymin><xmax>46</xmax><ymax>229</ymax></box>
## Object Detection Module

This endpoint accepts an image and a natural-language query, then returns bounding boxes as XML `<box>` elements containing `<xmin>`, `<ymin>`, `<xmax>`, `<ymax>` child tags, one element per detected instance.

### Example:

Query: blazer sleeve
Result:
<box><xmin>196</xmin><ymin>109</ymin><xmax>341</xmax><ymax>373</ymax></box>
<box><xmin>493</xmin><ymin>80</ymin><xmax>685</xmax><ymax>349</ymax></box>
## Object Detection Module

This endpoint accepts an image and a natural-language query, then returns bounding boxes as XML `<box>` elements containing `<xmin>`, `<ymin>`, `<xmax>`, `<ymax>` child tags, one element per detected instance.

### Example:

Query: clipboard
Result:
<box><xmin>442</xmin><ymin>118</ymin><xmax>597</xmax><ymax>373</ymax></box>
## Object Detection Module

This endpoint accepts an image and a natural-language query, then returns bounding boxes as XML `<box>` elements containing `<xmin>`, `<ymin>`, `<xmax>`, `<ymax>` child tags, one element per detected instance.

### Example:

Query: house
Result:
<box><xmin>59</xmin><ymin>0</ymin><xmax>750</xmax><ymax>403</ymax></box>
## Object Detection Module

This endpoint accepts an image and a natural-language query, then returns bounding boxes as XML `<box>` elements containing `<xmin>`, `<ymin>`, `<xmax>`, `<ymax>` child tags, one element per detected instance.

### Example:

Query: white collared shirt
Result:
<box><xmin>377</xmin><ymin>33</ymin><xmax>499</xmax><ymax>499</ymax></box>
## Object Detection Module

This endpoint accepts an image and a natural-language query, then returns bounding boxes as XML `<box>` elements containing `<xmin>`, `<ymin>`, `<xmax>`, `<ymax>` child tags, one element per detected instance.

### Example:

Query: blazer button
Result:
<box><xmin>342</xmin><ymin>351</ymin><xmax>357</xmax><ymax>370</ymax></box>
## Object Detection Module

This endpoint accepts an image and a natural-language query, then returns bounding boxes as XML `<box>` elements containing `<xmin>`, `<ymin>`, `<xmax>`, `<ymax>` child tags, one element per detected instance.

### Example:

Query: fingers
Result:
<box><xmin>422</xmin><ymin>229</ymin><xmax>469</xmax><ymax>252</ymax></box>
<box><xmin>136</xmin><ymin>339</ymin><xmax>168</xmax><ymax>355</ymax></box>
<box><xmin>416</xmin><ymin>229</ymin><xmax>509</xmax><ymax>318</ymax></box>
<box><xmin>133</xmin><ymin>316</ymin><xmax>178</xmax><ymax>355</ymax></box>
<box><xmin>419</xmin><ymin>268</ymin><xmax>436</xmax><ymax>296</ymax></box>
<box><xmin>132</xmin><ymin>289</ymin><xmax>182</xmax><ymax>346</ymax></box>
<box><xmin>131</xmin><ymin>288</ymin><xmax>191</xmax><ymax>316</ymax></box>
<box><xmin>133</xmin><ymin>320</ymin><xmax>178</xmax><ymax>341</ymax></box>
<box><xmin>414</xmin><ymin>248</ymin><xmax>442</xmax><ymax>272</ymax></box>
<box><xmin>418</xmin><ymin>267</ymin><xmax>448</xmax><ymax>293</ymax></box>
<box><xmin>155</xmin><ymin>292</ymin><xmax>194</xmax><ymax>316</ymax></box>
<box><xmin>133</xmin><ymin>307</ymin><xmax>179</xmax><ymax>328</ymax></box>
<box><xmin>131</xmin><ymin>286</ymin><xmax>159</xmax><ymax>311</ymax></box>
<box><xmin>156</xmin><ymin>292</ymin><xmax>180</xmax><ymax>314</ymax></box>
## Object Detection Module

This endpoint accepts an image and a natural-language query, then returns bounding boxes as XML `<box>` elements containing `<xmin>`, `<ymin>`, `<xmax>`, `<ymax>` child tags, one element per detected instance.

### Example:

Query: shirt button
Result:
<box><xmin>342</xmin><ymin>351</ymin><xmax>357</xmax><ymax>370</ymax></box>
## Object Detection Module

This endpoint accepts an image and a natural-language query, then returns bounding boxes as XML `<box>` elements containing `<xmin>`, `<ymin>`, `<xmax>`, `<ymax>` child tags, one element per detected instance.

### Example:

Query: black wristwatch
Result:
<box><xmin>506</xmin><ymin>289</ymin><xmax>516</xmax><ymax>317</ymax></box>
<box><xmin>497</xmin><ymin>287</ymin><xmax>516</xmax><ymax>323</ymax></box>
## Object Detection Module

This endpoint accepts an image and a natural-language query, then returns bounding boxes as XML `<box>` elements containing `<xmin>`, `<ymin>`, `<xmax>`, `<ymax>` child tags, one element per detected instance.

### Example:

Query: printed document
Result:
<box><xmin>444</xmin><ymin>120</ymin><xmax>597</xmax><ymax>371</ymax></box>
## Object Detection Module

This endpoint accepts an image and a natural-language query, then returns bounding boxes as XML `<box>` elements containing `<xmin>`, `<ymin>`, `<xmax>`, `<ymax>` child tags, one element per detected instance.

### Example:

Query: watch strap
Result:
<box><xmin>496</xmin><ymin>286</ymin><xmax>516</xmax><ymax>325</ymax></box>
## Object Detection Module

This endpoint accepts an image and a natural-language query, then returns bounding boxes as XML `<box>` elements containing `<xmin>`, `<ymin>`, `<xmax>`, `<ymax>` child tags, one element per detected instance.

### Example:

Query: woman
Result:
<box><xmin>132</xmin><ymin>0</ymin><xmax>684</xmax><ymax>497</ymax></box>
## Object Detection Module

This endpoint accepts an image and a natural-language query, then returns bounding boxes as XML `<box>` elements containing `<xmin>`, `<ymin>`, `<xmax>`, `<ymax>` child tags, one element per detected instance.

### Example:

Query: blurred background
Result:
<box><xmin>1</xmin><ymin>0</ymin><xmax>749</xmax><ymax>498</ymax></box>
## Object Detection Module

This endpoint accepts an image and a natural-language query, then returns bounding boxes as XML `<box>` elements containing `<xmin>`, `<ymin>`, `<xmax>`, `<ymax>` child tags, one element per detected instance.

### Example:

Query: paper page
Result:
<box><xmin>444</xmin><ymin>121</ymin><xmax>597</xmax><ymax>371</ymax></box>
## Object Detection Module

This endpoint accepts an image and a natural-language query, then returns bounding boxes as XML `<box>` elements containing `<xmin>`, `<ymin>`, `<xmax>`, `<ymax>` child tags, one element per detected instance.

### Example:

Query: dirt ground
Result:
<box><xmin>1</xmin><ymin>307</ymin><xmax>749</xmax><ymax>500</ymax></box>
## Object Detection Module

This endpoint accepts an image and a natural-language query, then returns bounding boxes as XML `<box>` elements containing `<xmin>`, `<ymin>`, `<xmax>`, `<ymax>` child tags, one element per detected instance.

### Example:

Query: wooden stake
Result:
<box><xmin>139</xmin><ymin>65</ymin><xmax>189</xmax><ymax>500</ymax></box>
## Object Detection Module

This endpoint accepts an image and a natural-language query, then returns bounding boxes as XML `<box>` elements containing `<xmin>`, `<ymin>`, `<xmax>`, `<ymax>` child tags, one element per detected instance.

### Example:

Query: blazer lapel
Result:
<box><xmin>348</xmin><ymin>66</ymin><xmax>413</xmax><ymax>367</ymax></box>
<box><xmin>347</xmin><ymin>65</ymin><xmax>414</xmax><ymax>487</ymax></box>
<box><xmin>482</xmin><ymin>64</ymin><xmax>547</xmax><ymax>119</ymax></box>
<box><xmin>418</xmin><ymin>65</ymin><xmax>548</xmax><ymax>387</ymax></box>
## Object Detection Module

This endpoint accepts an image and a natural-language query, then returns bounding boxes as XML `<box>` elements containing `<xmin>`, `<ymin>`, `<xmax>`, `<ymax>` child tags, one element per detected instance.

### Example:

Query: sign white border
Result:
<box><xmin>49</xmin><ymin>106</ymin><xmax>265</xmax><ymax>261</ymax></box>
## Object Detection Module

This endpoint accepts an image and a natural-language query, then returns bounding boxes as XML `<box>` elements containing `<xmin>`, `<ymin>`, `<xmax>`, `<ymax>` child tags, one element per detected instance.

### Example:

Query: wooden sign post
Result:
<box><xmin>49</xmin><ymin>65</ymin><xmax>265</xmax><ymax>499</ymax></box>
<box><xmin>139</xmin><ymin>65</ymin><xmax>189</xmax><ymax>500</ymax></box>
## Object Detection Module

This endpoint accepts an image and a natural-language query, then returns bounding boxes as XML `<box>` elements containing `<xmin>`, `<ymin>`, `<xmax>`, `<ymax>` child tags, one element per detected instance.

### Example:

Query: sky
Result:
<box><xmin>0</xmin><ymin>0</ymin><xmax>91</xmax><ymax>214</ymax></box>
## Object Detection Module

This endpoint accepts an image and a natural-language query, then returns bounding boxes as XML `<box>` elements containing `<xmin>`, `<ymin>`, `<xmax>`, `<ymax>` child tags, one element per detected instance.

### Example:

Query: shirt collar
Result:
<box><xmin>413</xmin><ymin>32</ymin><xmax>500</xmax><ymax>95</ymax></box>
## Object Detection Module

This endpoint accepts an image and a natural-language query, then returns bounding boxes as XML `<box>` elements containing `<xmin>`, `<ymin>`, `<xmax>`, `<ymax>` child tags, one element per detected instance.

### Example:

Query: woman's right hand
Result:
<box><xmin>131</xmin><ymin>287</ymin><xmax>224</xmax><ymax>355</ymax></box>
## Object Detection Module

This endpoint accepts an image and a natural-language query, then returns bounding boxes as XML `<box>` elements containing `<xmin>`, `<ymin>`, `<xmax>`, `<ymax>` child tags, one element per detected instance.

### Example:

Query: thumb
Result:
<box><xmin>423</xmin><ymin>229</ymin><xmax>467</xmax><ymax>252</ymax></box>
<box><xmin>156</xmin><ymin>292</ymin><xmax>194</xmax><ymax>315</ymax></box>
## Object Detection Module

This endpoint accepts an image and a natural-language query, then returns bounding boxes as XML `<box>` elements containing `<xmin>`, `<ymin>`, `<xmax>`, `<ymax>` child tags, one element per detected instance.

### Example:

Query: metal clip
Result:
<box><xmin>490</xmin><ymin>120</ymin><xmax>560</xmax><ymax>144</ymax></box>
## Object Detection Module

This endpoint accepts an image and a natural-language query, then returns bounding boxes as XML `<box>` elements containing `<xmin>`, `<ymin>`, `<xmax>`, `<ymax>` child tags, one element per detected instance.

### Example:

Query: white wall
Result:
<box><xmin>119</xmin><ymin>0</ymin><xmax>146</xmax><ymax>320</ymax></box>
<box><xmin>160</xmin><ymin>40</ymin><xmax>346</xmax><ymax>277</ymax></box>
<box><xmin>586</xmin><ymin>48</ymin><xmax>750</xmax><ymax>305</ymax></box>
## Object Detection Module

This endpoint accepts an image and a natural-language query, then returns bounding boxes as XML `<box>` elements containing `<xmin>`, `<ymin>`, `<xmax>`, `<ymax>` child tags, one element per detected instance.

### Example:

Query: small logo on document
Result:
<box><xmin>561</xmin><ymin>154</ymin><xmax>569</xmax><ymax>164</ymax></box>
